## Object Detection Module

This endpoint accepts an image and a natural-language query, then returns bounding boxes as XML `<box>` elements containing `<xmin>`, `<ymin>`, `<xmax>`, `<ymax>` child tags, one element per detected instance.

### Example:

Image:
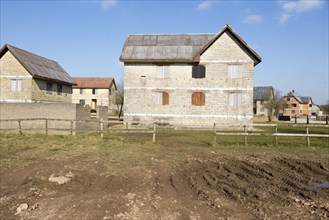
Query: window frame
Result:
<box><xmin>92</xmin><ymin>88</ymin><xmax>97</xmax><ymax>94</ymax></box>
<box><xmin>57</xmin><ymin>84</ymin><xmax>63</xmax><ymax>96</ymax></box>
<box><xmin>156</xmin><ymin>65</ymin><xmax>170</xmax><ymax>78</ymax></box>
<box><xmin>228</xmin><ymin>64</ymin><xmax>243</xmax><ymax>79</ymax></box>
<box><xmin>46</xmin><ymin>82</ymin><xmax>53</xmax><ymax>95</ymax></box>
<box><xmin>80</xmin><ymin>88</ymin><xmax>85</xmax><ymax>94</ymax></box>
<box><xmin>10</xmin><ymin>79</ymin><xmax>22</xmax><ymax>92</ymax></box>
<box><xmin>228</xmin><ymin>92</ymin><xmax>241</xmax><ymax>107</ymax></box>
<box><xmin>156</xmin><ymin>91</ymin><xmax>169</xmax><ymax>106</ymax></box>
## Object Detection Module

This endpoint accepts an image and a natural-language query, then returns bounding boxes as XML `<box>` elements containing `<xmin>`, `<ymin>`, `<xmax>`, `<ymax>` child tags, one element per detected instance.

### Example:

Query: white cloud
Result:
<box><xmin>243</xmin><ymin>15</ymin><xmax>262</xmax><ymax>24</ymax></box>
<box><xmin>279</xmin><ymin>12</ymin><xmax>292</xmax><ymax>24</ymax></box>
<box><xmin>279</xmin><ymin>0</ymin><xmax>325</xmax><ymax>24</ymax></box>
<box><xmin>100</xmin><ymin>0</ymin><xmax>117</xmax><ymax>9</ymax></box>
<box><xmin>197</xmin><ymin>1</ymin><xmax>213</xmax><ymax>10</ymax></box>
<box><xmin>282</xmin><ymin>0</ymin><xmax>325</xmax><ymax>13</ymax></box>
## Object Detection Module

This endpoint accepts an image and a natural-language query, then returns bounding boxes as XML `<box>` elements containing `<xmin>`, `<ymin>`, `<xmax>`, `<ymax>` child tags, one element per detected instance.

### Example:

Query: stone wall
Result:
<box><xmin>0</xmin><ymin>103</ymin><xmax>107</xmax><ymax>135</ymax></box>
<box><xmin>123</xmin><ymin>32</ymin><xmax>255</xmax><ymax>129</ymax></box>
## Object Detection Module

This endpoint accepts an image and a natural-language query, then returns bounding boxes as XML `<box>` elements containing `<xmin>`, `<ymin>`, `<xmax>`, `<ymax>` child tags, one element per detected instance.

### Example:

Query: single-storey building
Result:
<box><xmin>0</xmin><ymin>44</ymin><xmax>75</xmax><ymax>103</ymax></box>
<box><xmin>253</xmin><ymin>86</ymin><xmax>274</xmax><ymax>116</ymax></box>
<box><xmin>280</xmin><ymin>90</ymin><xmax>313</xmax><ymax>116</ymax></box>
<box><xmin>120</xmin><ymin>24</ymin><xmax>262</xmax><ymax>128</ymax></box>
<box><xmin>72</xmin><ymin>77</ymin><xmax>117</xmax><ymax>114</ymax></box>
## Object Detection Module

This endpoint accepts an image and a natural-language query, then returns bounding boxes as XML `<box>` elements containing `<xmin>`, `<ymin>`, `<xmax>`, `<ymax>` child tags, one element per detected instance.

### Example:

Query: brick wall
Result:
<box><xmin>123</xmin><ymin>32</ymin><xmax>255</xmax><ymax>128</ymax></box>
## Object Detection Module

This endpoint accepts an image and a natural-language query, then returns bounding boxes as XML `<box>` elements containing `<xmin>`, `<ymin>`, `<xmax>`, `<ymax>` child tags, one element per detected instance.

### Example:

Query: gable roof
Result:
<box><xmin>0</xmin><ymin>44</ymin><xmax>75</xmax><ymax>85</ymax></box>
<box><xmin>73</xmin><ymin>77</ymin><xmax>116</xmax><ymax>90</ymax></box>
<box><xmin>254</xmin><ymin>86</ymin><xmax>273</xmax><ymax>101</ymax></box>
<box><xmin>120</xmin><ymin>24</ymin><xmax>262</xmax><ymax>66</ymax></box>
<box><xmin>284</xmin><ymin>90</ymin><xmax>312</xmax><ymax>104</ymax></box>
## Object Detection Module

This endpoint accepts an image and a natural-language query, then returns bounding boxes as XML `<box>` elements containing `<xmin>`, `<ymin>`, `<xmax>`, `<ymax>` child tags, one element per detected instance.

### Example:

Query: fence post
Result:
<box><xmin>326</xmin><ymin>116</ymin><xmax>328</xmax><ymax>125</ymax></box>
<box><xmin>295</xmin><ymin>115</ymin><xmax>297</xmax><ymax>124</ymax></box>
<box><xmin>18</xmin><ymin>120</ymin><xmax>22</xmax><ymax>135</ymax></box>
<box><xmin>152</xmin><ymin>121</ymin><xmax>156</xmax><ymax>143</ymax></box>
<box><xmin>45</xmin><ymin>119</ymin><xmax>48</xmax><ymax>135</ymax></box>
<box><xmin>307</xmin><ymin>115</ymin><xmax>309</xmax><ymax>124</ymax></box>
<box><xmin>71</xmin><ymin>120</ymin><xmax>73</xmax><ymax>136</ymax></box>
<box><xmin>275</xmin><ymin>125</ymin><xmax>278</xmax><ymax>146</ymax></box>
<box><xmin>125</xmin><ymin>122</ymin><xmax>128</xmax><ymax>142</ymax></box>
<box><xmin>213</xmin><ymin>123</ymin><xmax>217</xmax><ymax>147</ymax></box>
<box><xmin>100</xmin><ymin>118</ymin><xmax>104</xmax><ymax>139</ymax></box>
<box><xmin>244</xmin><ymin>125</ymin><xmax>248</xmax><ymax>146</ymax></box>
<box><xmin>306</xmin><ymin>126</ymin><xmax>310</xmax><ymax>147</ymax></box>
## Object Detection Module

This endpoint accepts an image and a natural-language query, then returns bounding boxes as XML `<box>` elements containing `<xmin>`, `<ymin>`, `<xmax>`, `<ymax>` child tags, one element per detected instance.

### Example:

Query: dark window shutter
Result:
<box><xmin>162</xmin><ymin>92</ymin><xmax>169</xmax><ymax>105</ymax></box>
<box><xmin>192</xmin><ymin>65</ymin><xmax>206</xmax><ymax>78</ymax></box>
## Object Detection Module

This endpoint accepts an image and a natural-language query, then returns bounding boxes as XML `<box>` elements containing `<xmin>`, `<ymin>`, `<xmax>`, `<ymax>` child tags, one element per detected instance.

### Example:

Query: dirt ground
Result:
<box><xmin>1</xmin><ymin>132</ymin><xmax>329</xmax><ymax>219</ymax></box>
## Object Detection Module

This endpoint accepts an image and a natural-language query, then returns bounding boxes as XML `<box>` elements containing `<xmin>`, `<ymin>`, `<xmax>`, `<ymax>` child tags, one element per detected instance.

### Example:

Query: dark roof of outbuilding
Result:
<box><xmin>73</xmin><ymin>77</ymin><xmax>116</xmax><ymax>90</ymax></box>
<box><xmin>0</xmin><ymin>44</ymin><xmax>75</xmax><ymax>85</ymax></box>
<box><xmin>254</xmin><ymin>86</ymin><xmax>274</xmax><ymax>101</ymax></box>
<box><xmin>285</xmin><ymin>90</ymin><xmax>312</xmax><ymax>104</ymax></box>
<box><xmin>120</xmin><ymin>24</ymin><xmax>262</xmax><ymax>65</ymax></box>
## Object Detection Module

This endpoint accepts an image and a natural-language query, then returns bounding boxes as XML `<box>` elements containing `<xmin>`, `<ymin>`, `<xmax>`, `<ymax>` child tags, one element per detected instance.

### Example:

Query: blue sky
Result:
<box><xmin>1</xmin><ymin>0</ymin><xmax>328</xmax><ymax>104</ymax></box>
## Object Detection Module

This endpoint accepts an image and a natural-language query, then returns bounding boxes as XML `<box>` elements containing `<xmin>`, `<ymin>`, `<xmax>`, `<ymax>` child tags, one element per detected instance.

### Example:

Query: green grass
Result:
<box><xmin>1</xmin><ymin>127</ymin><xmax>328</xmax><ymax>177</ymax></box>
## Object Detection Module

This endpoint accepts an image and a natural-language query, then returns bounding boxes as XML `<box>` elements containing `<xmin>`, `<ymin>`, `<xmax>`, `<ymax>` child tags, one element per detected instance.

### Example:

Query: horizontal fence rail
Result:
<box><xmin>0</xmin><ymin>118</ymin><xmax>157</xmax><ymax>143</ymax></box>
<box><xmin>213</xmin><ymin>123</ymin><xmax>329</xmax><ymax>147</ymax></box>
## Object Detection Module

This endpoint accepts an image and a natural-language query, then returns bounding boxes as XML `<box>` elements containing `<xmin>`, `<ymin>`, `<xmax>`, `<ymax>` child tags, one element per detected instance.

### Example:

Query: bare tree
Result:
<box><xmin>115</xmin><ymin>79</ymin><xmax>124</xmax><ymax>119</ymax></box>
<box><xmin>263</xmin><ymin>88</ymin><xmax>283</xmax><ymax>122</ymax></box>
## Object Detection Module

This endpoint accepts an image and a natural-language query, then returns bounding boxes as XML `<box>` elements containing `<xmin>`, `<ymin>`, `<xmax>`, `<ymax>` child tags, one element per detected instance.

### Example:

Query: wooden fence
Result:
<box><xmin>213</xmin><ymin>123</ymin><xmax>329</xmax><ymax>147</ymax></box>
<box><xmin>0</xmin><ymin>118</ymin><xmax>157</xmax><ymax>142</ymax></box>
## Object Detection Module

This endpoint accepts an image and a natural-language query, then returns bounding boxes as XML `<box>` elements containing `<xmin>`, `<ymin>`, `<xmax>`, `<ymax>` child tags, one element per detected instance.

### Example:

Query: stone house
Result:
<box><xmin>253</xmin><ymin>86</ymin><xmax>274</xmax><ymax>116</ymax></box>
<box><xmin>280</xmin><ymin>90</ymin><xmax>313</xmax><ymax>116</ymax></box>
<box><xmin>72</xmin><ymin>77</ymin><xmax>117</xmax><ymax>114</ymax></box>
<box><xmin>120</xmin><ymin>24</ymin><xmax>262</xmax><ymax>128</ymax></box>
<box><xmin>0</xmin><ymin>44</ymin><xmax>75</xmax><ymax>103</ymax></box>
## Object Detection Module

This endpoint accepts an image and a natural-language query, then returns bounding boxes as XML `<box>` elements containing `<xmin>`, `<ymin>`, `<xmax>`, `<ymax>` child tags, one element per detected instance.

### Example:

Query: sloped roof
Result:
<box><xmin>254</xmin><ymin>86</ymin><xmax>273</xmax><ymax>101</ymax></box>
<box><xmin>285</xmin><ymin>90</ymin><xmax>312</xmax><ymax>104</ymax></box>
<box><xmin>120</xmin><ymin>24</ymin><xmax>262</xmax><ymax>65</ymax></box>
<box><xmin>0</xmin><ymin>44</ymin><xmax>75</xmax><ymax>85</ymax></box>
<box><xmin>120</xmin><ymin>34</ymin><xmax>215</xmax><ymax>63</ymax></box>
<box><xmin>73</xmin><ymin>77</ymin><xmax>116</xmax><ymax>89</ymax></box>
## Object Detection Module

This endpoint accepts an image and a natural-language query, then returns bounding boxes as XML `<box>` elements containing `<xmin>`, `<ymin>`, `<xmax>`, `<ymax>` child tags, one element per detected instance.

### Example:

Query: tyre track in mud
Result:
<box><xmin>184</xmin><ymin>157</ymin><xmax>329</xmax><ymax>219</ymax></box>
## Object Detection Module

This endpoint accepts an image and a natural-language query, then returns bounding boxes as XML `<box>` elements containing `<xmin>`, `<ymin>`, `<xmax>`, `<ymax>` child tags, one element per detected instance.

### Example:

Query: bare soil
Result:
<box><xmin>1</xmin><ymin>133</ymin><xmax>329</xmax><ymax>219</ymax></box>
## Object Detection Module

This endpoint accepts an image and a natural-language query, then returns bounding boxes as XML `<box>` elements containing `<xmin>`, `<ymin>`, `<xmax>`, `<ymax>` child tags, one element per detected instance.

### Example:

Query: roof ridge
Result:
<box><xmin>127</xmin><ymin>33</ymin><xmax>216</xmax><ymax>36</ymax></box>
<box><xmin>6</xmin><ymin>44</ymin><xmax>59</xmax><ymax>64</ymax></box>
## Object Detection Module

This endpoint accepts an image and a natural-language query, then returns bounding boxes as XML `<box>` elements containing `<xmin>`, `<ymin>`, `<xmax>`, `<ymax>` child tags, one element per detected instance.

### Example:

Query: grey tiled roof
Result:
<box><xmin>285</xmin><ymin>90</ymin><xmax>312</xmax><ymax>104</ymax></box>
<box><xmin>254</xmin><ymin>86</ymin><xmax>273</xmax><ymax>101</ymax></box>
<box><xmin>120</xmin><ymin>24</ymin><xmax>262</xmax><ymax>64</ymax></box>
<box><xmin>0</xmin><ymin>44</ymin><xmax>75</xmax><ymax>85</ymax></box>
<box><xmin>120</xmin><ymin>34</ymin><xmax>215</xmax><ymax>62</ymax></box>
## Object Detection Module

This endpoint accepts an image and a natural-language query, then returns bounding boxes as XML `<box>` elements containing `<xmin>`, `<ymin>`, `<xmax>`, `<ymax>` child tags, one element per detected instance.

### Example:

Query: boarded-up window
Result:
<box><xmin>11</xmin><ymin>79</ymin><xmax>22</xmax><ymax>92</ymax></box>
<box><xmin>192</xmin><ymin>92</ymin><xmax>205</xmax><ymax>106</ymax></box>
<box><xmin>228</xmin><ymin>64</ymin><xmax>242</xmax><ymax>78</ymax></box>
<box><xmin>192</xmin><ymin>65</ymin><xmax>206</xmax><ymax>78</ymax></box>
<box><xmin>156</xmin><ymin>92</ymin><xmax>169</xmax><ymax>105</ymax></box>
<box><xmin>228</xmin><ymin>92</ymin><xmax>241</xmax><ymax>106</ymax></box>
<box><xmin>156</xmin><ymin>66</ymin><xmax>170</xmax><ymax>78</ymax></box>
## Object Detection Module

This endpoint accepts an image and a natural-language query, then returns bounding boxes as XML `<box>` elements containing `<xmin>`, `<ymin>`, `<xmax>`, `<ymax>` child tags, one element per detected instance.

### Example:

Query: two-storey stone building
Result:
<box><xmin>0</xmin><ymin>44</ymin><xmax>75</xmax><ymax>103</ymax></box>
<box><xmin>120</xmin><ymin>25</ymin><xmax>262</xmax><ymax>128</ymax></box>
<box><xmin>72</xmin><ymin>77</ymin><xmax>117</xmax><ymax>114</ymax></box>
